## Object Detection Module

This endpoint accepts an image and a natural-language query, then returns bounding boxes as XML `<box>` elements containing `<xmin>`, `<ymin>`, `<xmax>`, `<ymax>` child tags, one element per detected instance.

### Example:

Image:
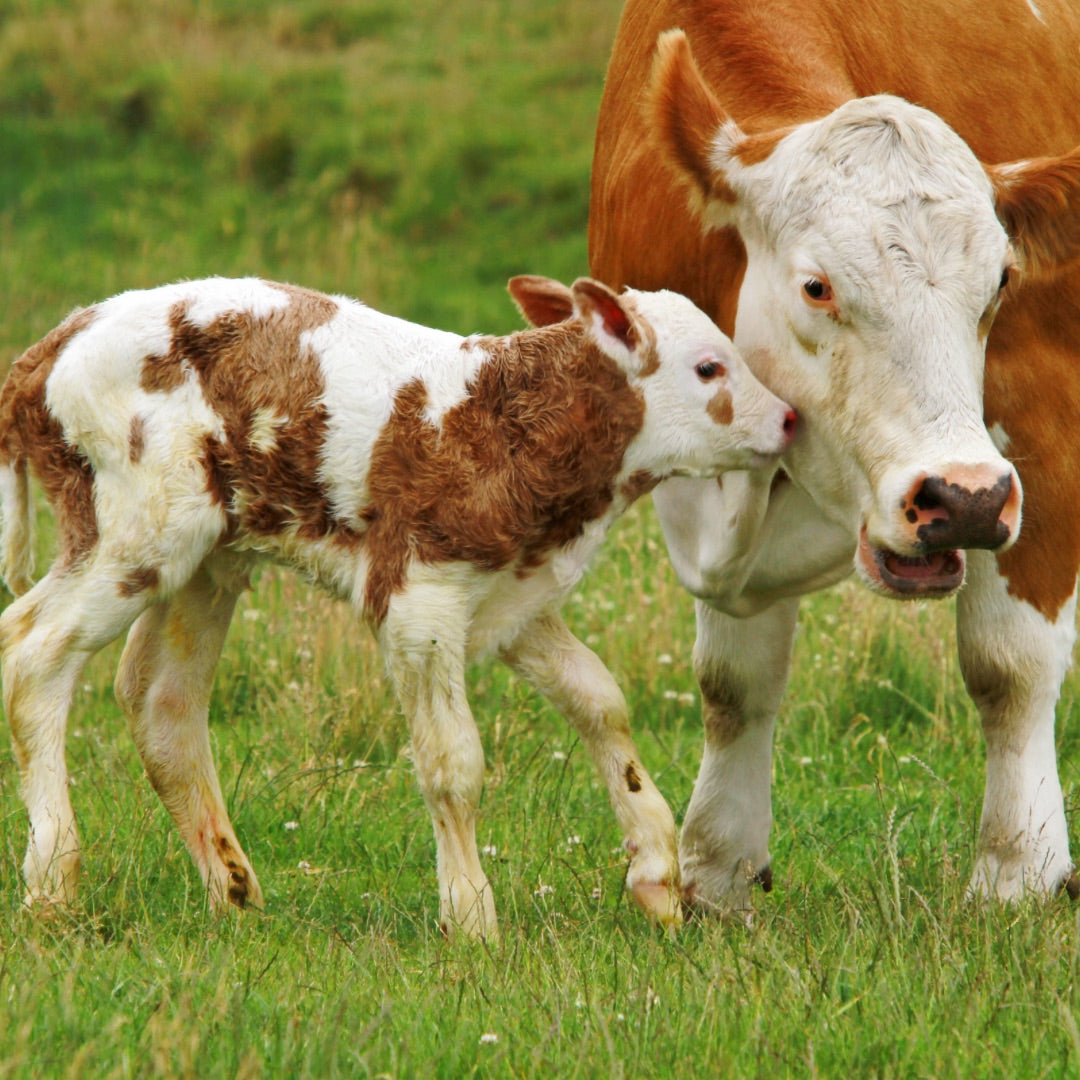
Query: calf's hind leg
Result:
<box><xmin>114</xmin><ymin>559</ymin><xmax>262</xmax><ymax>910</ymax></box>
<box><xmin>1</xmin><ymin>566</ymin><xmax>155</xmax><ymax>911</ymax></box>
<box><xmin>501</xmin><ymin>613</ymin><xmax>681</xmax><ymax>927</ymax></box>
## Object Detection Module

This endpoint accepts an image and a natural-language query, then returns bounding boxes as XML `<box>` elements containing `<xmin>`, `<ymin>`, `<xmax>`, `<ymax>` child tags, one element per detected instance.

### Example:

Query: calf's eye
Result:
<box><xmin>695</xmin><ymin>359</ymin><xmax>725</xmax><ymax>381</ymax></box>
<box><xmin>999</xmin><ymin>267</ymin><xmax>1011</xmax><ymax>291</ymax></box>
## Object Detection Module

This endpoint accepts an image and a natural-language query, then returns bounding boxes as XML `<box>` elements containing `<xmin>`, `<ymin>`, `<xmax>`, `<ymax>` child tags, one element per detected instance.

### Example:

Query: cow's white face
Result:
<box><xmin>651</xmin><ymin>32</ymin><xmax>1035</xmax><ymax>599</ymax></box>
<box><xmin>725</xmin><ymin>97</ymin><xmax>1020</xmax><ymax>596</ymax></box>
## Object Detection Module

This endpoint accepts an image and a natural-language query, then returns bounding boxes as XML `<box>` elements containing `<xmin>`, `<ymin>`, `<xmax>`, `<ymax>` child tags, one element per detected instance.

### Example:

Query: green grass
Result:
<box><xmin>3</xmin><ymin>1</ymin><xmax>1080</xmax><ymax>1076</ymax></box>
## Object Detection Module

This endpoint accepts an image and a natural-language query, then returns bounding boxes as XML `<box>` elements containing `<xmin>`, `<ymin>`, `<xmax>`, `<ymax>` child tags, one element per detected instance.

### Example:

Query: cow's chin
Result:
<box><xmin>856</xmin><ymin>526</ymin><xmax>966</xmax><ymax>599</ymax></box>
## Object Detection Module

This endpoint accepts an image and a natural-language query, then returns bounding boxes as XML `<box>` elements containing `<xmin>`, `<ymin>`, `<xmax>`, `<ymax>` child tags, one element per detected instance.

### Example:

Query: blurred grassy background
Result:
<box><xmin>1</xmin><ymin>0</ymin><xmax>616</xmax><ymax>354</ymax></box>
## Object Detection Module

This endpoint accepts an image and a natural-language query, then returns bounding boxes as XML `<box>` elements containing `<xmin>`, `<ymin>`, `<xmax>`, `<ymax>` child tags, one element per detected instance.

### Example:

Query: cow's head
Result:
<box><xmin>649</xmin><ymin>29</ymin><xmax>1080</xmax><ymax>598</ymax></box>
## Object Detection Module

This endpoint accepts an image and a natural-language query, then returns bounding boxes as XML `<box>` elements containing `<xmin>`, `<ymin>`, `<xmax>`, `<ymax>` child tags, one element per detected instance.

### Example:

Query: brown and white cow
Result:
<box><xmin>0</xmin><ymin>274</ymin><xmax>793</xmax><ymax>937</ymax></box>
<box><xmin>589</xmin><ymin>0</ymin><xmax>1080</xmax><ymax>916</ymax></box>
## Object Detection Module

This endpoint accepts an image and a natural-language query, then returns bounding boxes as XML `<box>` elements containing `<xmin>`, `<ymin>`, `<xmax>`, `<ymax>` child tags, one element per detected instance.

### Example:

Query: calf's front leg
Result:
<box><xmin>501</xmin><ymin>613</ymin><xmax>681</xmax><ymax>928</ymax></box>
<box><xmin>381</xmin><ymin>582</ymin><xmax>496</xmax><ymax>940</ymax></box>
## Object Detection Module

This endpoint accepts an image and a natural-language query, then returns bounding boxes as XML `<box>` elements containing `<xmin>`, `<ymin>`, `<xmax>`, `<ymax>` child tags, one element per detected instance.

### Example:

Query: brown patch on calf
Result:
<box><xmin>707</xmin><ymin>387</ymin><xmax>734</xmax><ymax>426</ymax></box>
<box><xmin>144</xmin><ymin>284</ymin><xmax>353</xmax><ymax>544</ymax></box>
<box><xmin>361</xmin><ymin>323</ymin><xmax>646</xmax><ymax>622</ymax></box>
<box><xmin>214</xmin><ymin>835</ymin><xmax>251</xmax><ymax>909</ymax></box>
<box><xmin>631</xmin><ymin>306</ymin><xmax>660</xmax><ymax>377</ymax></box>
<box><xmin>129</xmin><ymin>415</ymin><xmax>146</xmax><ymax>463</ymax></box>
<box><xmin>621</xmin><ymin>469</ymin><xmax>661</xmax><ymax>504</ymax></box>
<box><xmin>118</xmin><ymin>565</ymin><xmax>160</xmax><ymax>598</ymax></box>
<box><xmin>0</xmin><ymin>308</ymin><xmax>100</xmax><ymax>570</ymax></box>
<box><xmin>624</xmin><ymin>762</ymin><xmax>643</xmax><ymax>792</ymax></box>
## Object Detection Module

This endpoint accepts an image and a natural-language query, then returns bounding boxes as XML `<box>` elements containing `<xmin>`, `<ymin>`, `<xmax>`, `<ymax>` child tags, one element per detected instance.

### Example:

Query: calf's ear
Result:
<box><xmin>571</xmin><ymin>278</ymin><xmax>641</xmax><ymax>366</ymax></box>
<box><xmin>989</xmin><ymin>152</ymin><xmax>1080</xmax><ymax>279</ymax></box>
<box><xmin>508</xmin><ymin>275</ymin><xmax>575</xmax><ymax>327</ymax></box>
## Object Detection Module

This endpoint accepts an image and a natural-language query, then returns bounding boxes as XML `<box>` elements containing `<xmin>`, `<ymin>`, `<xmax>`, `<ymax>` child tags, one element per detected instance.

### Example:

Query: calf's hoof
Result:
<box><xmin>630</xmin><ymin>880</ymin><xmax>683</xmax><ymax>929</ymax></box>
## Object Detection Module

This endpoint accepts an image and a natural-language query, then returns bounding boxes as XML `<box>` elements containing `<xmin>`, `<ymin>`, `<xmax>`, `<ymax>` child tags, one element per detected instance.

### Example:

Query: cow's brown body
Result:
<box><xmin>591</xmin><ymin>0</ymin><xmax>1080</xmax><ymax>910</ymax></box>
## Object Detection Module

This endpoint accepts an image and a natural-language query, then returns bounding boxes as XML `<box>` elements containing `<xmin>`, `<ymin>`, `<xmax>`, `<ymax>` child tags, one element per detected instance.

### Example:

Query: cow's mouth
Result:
<box><xmin>857</xmin><ymin>526</ymin><xmax>965</xmax><ymax>598</ymax></box>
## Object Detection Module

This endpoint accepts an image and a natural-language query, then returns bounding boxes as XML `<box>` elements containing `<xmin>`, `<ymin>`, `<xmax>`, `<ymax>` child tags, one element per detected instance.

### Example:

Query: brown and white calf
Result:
<box><xmin>0</xmin><ymin>274</ymin><xmax>793</xmax><ymax>937</ymax></box>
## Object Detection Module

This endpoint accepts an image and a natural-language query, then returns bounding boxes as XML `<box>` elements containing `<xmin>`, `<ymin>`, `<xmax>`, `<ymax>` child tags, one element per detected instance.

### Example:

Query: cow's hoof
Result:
<box><xmin>1060</xmin><ymin>870</ymin><xmax>1080</xmax><ymax>901</ymax></box>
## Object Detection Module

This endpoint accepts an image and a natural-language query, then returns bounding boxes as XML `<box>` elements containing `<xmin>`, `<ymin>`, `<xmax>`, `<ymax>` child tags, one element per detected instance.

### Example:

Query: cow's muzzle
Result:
<box><xmin>858</xmin><ymin>464</ymin><xmax>1021</xmax><ymax>598</ymax></box>
<box><xmin>901</xmin><ymin>468</ymin><xmax>1020</xmax><ymax>552</ymax></box>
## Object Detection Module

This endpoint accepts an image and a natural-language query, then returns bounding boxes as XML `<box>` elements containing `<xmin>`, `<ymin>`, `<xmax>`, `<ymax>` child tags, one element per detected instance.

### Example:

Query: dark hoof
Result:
<box><xmin>1061</xmin><ymin>870</ymin><xmax>1080</xmax><ymax>901</ymax></box>
<box><xmin>752</xmin><ymin>865</ymin><xmax>773</xmax><ymax>893</ymax></box>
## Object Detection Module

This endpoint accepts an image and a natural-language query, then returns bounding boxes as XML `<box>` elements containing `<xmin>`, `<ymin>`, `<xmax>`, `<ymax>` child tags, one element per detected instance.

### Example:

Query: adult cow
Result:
<box><xmin>589</xmin><ymin>0</ymin><xmax>1080</xmax><ymax>916</ymax></box>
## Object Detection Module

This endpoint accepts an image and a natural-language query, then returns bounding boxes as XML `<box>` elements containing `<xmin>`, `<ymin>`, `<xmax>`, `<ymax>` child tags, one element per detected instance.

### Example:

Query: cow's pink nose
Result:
<box><xmin>900</xmin><ymin>465</ymin><xmax>1020</xmax><ymax>551</ymax></box>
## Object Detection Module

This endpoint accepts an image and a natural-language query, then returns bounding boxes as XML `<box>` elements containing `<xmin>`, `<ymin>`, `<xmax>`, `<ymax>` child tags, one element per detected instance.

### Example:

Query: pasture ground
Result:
<box><xmin>3</xmin><ymin>1</ymin><xmax>1080</xmax><ymax>1075</ymax></box>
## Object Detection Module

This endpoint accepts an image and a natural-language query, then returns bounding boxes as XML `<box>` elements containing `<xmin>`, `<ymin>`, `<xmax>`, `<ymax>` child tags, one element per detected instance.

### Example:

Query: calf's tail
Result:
<box><xmin>0</xmin><ymin>455</ymin><xmax>34</xmax><ymax>596</ymax></box>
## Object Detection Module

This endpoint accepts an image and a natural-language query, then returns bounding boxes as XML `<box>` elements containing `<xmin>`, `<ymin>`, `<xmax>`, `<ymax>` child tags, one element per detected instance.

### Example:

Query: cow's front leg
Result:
<box><xmin>679</xmin><ymin>596</ymin><xmax>800</xmax><ymax>921</ymax></box>
<box><xmin>500</xmin><ymin>613</ymin><xmax>681</xmax><ymax>928</ymax></box>
<box><xmin>380</xmin><ymin>581</ymin><xmax>496</xmax><ymax>941</ymax></box>
<box><xmin>957</xmin><ymin>549</ymin><xmax>1076</xmax><ymax>900</ymax></box>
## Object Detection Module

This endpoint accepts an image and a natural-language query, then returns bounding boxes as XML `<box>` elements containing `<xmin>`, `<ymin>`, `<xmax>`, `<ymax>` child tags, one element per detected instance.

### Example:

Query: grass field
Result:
<box><xmin>3</xmin><ymin>1</ymin><xmax>1080</xmax><ymax>1076</ymax></box>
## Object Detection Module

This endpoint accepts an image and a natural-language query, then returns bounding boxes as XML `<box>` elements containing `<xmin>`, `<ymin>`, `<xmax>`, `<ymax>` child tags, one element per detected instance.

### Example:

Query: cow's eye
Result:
<box><xmin>802</xmin><ymin>277</ymin><xmax>833</xmax><ymax>305</ymax></box>
<box><xmin>695</xmin><ymin>359</ymin><xmax>725</xmax><ymax>381</ymax></box>
<box><xmin>999</xmin><ymin>267</ymin><xmax>1011</xmax><ymax>291</ymax></box>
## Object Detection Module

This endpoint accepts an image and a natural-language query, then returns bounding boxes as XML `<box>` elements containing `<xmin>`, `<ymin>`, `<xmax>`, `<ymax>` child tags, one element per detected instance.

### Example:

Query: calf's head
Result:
<box><xmin>650</xmin><ymin>30</ymin><xmax>1080</xmax><ymax>598</ymax></box>
<box><xmin>509</xmin><ymin>275</ymin><xmax>795</xmax><ymax>482</ymax></box>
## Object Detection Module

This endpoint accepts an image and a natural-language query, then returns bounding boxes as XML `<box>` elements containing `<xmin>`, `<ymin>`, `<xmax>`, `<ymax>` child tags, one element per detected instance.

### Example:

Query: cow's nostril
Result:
<box><xmin>913</xmin><ymin>482</ymin><xmax>944</xmax><ymax>512</ymax></box>
<box><xmin>910</xmin><ymin>472</ymin><xmax>1014</xmax><ymax>551</ymax></box>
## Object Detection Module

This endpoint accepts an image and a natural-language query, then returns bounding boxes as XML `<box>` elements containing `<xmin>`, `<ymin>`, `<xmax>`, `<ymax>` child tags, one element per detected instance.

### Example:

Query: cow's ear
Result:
<box><xmin>649</xmin><ymin>29</ymin><xmax>741</xmax><ymax>221</ymax></box>
<box><xmin>648</xmin><ymin>30</ymin><xmax>789</xmax><ymax>227</ymax></box>
<box><xmin>571</xmin><ymin>278</ymin><xmax>640</xmax><ymax>368</ymax></box>
<box><xmin>508</xmin><ymin>275</ymin><xmax>575</xmax><ymax>327</ymax></box>
<box><xmin>989</xmin><ymin>152</ymin><xmax>1080</xmax><ymax>279</ymax></box>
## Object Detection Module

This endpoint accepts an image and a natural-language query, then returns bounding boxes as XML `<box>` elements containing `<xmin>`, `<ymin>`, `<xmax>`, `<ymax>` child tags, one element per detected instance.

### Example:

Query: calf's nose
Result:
<box><xmin>900</xmin><ymin>465</ymin><xmax>1020</xmax><ymax>552</ymax></box>
<box><xmin>782</xmin><ymin>409</ymin><xmax>798</xmax><ymax>446</ymax></box>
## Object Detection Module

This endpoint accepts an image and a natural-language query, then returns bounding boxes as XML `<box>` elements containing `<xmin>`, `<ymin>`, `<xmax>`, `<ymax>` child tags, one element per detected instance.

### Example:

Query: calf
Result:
<box><xmin>0</xmin><ymin>274</ymin><xmax>792</xmax><ymax>938</ymax></box>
